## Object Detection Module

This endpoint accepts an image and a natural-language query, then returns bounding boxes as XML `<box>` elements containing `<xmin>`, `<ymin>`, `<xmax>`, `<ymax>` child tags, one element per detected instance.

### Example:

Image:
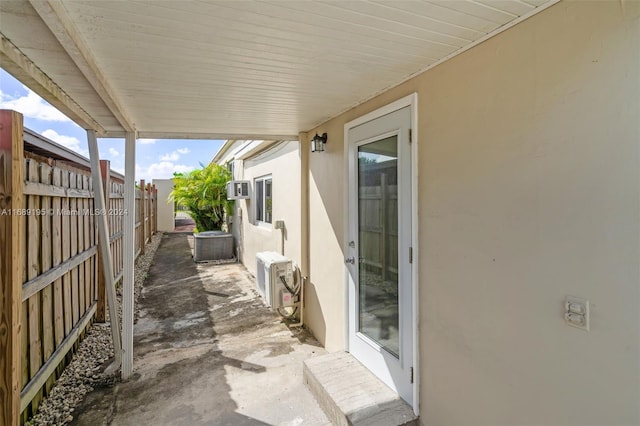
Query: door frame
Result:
<box><xmin>343</xmin><ymin>93</ymin><xmax>419</xmax><ymax>414</ymax></box>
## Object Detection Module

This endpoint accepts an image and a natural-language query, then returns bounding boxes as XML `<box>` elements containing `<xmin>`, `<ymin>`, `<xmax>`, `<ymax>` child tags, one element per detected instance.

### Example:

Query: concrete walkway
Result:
<box><xmin>72</xmin><ymin>233</ymin><xmax>329</xmax><ymax>425</ymax></box>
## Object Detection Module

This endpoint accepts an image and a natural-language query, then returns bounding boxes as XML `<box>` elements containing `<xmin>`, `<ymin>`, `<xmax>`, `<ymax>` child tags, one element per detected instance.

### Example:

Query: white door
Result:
<box><xmin>346</xmin><ymin>105</ymin><xmax>413</xmax><ymax>404</ymax></box>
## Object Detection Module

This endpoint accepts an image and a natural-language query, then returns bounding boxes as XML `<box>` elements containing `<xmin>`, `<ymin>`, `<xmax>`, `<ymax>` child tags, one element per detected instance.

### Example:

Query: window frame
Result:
<box><xmin>254</xmin><ymin>174</ymin><xmax>273</xmax><ymax>225</ymax></box>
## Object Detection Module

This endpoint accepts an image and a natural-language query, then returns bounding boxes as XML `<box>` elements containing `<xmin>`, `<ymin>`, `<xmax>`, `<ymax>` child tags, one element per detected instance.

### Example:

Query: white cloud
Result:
<box><xmin>160</xmin><ymin>152</ymin><xmax>180</xmax><ymax>161</ymax></box>
<box><xmin>137</xmin><ymin>161</ymin><xmax>194</xmax><ymax>181</ymax></box>
<box><xmin>0</xmin><ymin>88</ymin><xmax>71</xmax><ymax>122</ymax></box>
<box><xmin>138</xmin><ymin>138</ymin><xmax>157</xmax><ymax>145</ymax></box>
<box><xmin>41</xmin><ymin>129</ymin><xmax>88</xmax><ymax>156</ymax></box>
<box><xmin>108</xmin><ymin>147</ymin><xmax>119</xmax><ymax>157</ymax></box>
<box><xmin>159</xmin><ymin>147</ymin><xmax>190</xmax><ymax>162</ymax></box>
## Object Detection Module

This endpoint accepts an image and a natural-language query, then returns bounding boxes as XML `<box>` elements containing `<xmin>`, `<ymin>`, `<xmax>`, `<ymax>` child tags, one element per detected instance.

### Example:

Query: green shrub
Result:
<box><xmin>170</xmin><ymin>164</ymin><xmax>234</xmax><ymax>231</ymax></box>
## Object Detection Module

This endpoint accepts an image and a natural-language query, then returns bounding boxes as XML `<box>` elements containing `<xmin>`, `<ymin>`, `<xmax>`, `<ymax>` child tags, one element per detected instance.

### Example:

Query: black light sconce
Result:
<box><xmin>311</xmin><ymin>132</ymin><xmax>327</xmax><ymax>153</ymax></box>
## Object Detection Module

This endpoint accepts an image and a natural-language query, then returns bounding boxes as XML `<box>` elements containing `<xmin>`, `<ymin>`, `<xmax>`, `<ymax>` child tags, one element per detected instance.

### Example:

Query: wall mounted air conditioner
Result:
<box><xmin>226</xmin><ymin>180</ymin><xmax>250</xmax><ymax>200</ymax></box>
<box><xmin>255</xmin><ymin>251</ymin><xmax>295</xmax><ymax>309</ymax></box>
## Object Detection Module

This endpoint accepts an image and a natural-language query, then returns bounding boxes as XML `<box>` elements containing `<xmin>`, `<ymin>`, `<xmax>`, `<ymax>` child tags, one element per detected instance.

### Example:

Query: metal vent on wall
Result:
<box><xmin>226</xmin><ymin>180</ymin><xmax>250</xmax><ymax>199</ymax></box>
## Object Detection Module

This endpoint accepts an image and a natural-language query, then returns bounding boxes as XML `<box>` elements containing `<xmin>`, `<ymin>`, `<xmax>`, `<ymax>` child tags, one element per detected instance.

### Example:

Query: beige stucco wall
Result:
<box><xmin>306</xmin><ymin>1</ymin><xmax>639</xmax><ymax>425</ymax></box>
<box><xmin>232</xmin><ymin>141</ymin><xmax>302</xmax><ymax>277</ymax></box>
<box><xmin>152</xmin><ymin>179</ymin><xmax>174</xmax><ymax>232</ymax></box>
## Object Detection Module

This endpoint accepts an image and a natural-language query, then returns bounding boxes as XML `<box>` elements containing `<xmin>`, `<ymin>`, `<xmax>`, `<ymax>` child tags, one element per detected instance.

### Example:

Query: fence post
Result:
<box><xmin>0</xmin><ymin>110</ymin><xmax>24</xmax><ymax>426</ymax></box>
<box><xmin>96</xmin><ymin>160</ymin><xmax>110</xmax><ymax>322</ymax></box>
<box><xmin>145</xmin><ymin>183</ymin><xmax>151</xmax><ymax>243</ymax></box>
<box><xmin>139</xmin><ymin>179</ymin><xmax>145</xmax><ymax>255</ymax></box>
<box><xmin>152</xmin><ymin>184</ymin><xmax>157</xmax><ymax>235</ymax></box>
<box><xmin>143</xmin><ymin>183</ymin><xmax>147</xmax><ymax>245</ymax></box>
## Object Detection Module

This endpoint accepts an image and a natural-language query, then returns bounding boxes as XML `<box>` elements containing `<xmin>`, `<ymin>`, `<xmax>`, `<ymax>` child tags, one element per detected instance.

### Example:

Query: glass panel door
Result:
<box><xmin>357</xmin><ymin>136</ymin><xmax>399</xmax><ymax>357</ymax></box>
<box><xmin>347</xmin><ymin>103</ymin><xmax>413</xmax><ymax>405</ymax></box>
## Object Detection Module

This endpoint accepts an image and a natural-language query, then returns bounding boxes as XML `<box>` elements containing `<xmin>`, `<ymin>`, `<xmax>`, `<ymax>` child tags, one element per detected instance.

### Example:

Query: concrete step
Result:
<box><xmin>303</xmin><ymin>352</ymin><xmax>418</xmax><ymax>426</ymax></box>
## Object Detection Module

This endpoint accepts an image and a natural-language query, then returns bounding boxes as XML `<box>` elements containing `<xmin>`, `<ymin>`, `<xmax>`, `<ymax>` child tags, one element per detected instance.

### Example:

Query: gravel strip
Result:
<box><xmin>27</xmin><ymin>232</ymin><xmax>164</xmax><ymax>426</ymax></box>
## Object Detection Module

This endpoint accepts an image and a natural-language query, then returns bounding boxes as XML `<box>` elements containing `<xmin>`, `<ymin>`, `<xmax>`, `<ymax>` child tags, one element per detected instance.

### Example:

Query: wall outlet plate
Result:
<box><xmin>565</xmin><ymin>296</ymin><xmax>590</xmax><ymax>331</ymax></box>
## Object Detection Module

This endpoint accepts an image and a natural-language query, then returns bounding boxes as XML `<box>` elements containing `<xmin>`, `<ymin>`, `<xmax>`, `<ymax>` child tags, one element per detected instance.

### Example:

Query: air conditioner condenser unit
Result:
<box><xmin>255</xmin><ymin>251</ymin><xmax>295</xmax><ymax>309</ymax></box>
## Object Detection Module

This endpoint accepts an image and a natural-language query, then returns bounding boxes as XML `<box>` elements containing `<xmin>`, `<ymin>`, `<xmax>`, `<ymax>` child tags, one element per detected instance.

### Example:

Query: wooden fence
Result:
<box><xmin>96</xmin><ymin>166</ymin><xmax>157</xmax><ymax>322</ymax></box>
<box><xmin>0</xmin><ymin>111</ymin><xmax>158</xmax><ymax>425</ymax></box>
<box><xmin>359</xmin><ymin>170</ymin><xmax>399</xmax><ymax>280</ymax></box>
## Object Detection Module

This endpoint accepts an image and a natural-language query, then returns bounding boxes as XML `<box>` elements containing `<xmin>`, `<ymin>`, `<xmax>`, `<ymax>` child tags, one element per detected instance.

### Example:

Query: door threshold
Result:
<box><xmin>303</xmin><ymin>352</ymin><xmax>418</xmax><ymax>426</ymax></box>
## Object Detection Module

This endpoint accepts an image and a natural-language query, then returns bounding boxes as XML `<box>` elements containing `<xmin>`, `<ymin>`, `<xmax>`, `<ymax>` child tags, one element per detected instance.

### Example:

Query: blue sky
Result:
<box><xmin>0</xmin><ymin>68</ymin><xmax>224</xmax><ymax>182</ymax></box>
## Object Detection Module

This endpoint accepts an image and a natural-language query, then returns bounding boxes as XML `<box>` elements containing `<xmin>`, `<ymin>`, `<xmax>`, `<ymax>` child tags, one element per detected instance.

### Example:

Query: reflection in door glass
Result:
<box><xmin>265</xmin><ymin>178</ymin><xmax>272</xmax><ymax>223</ymax></box>
<box><xmin>357</xmin><ymin>136</ymin><xmax>399</xmax><ymax>357</ymax></box>
<box><xmin>256</xmin><ymin>180</ymin><xmax>264</xmax><ymax>221</ymax></box>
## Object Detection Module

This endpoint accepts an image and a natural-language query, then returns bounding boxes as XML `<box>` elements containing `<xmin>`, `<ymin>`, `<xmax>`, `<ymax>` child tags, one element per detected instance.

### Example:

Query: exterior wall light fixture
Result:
<box><xmin>311</xmin><ymin>132</ymin><xmax>327</xmax><ymax>153</ymax></box>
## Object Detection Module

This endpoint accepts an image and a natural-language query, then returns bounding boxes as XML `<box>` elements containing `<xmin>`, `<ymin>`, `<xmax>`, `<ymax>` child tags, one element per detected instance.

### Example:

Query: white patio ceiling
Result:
<box><xmin>0</xmin><ymin>0</ymin><xmax>557</xmax><ymax>139</ymax></box>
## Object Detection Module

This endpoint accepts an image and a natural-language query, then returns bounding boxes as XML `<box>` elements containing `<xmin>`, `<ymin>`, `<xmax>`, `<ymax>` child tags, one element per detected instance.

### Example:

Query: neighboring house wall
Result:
<box><xmin>153</xmin><ymin>179</ymin><xmax>175</xmax><ymax>232</ymax></box>
<box><xmin>305</xmin><ymin>2</ymin><xmax>639</xmax><ymax>426</ymax></box>
<box><xmin>225</xmin><ymin>141</ymin><xmax>302</xmax><ymax>277</ymax></box>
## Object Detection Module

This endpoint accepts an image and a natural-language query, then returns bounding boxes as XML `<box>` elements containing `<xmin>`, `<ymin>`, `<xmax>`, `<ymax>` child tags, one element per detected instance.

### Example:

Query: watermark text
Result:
<box><xmin>0</xmin><ymin>208</ymin><xmax>129</xmax><ymax>216</ymax></box>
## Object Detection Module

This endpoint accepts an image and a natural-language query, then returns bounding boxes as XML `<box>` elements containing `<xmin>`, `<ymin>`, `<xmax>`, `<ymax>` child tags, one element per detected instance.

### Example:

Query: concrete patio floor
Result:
<box><xmin>72</xmin><ymin>233</ymin><xmax>330</xmax><ymax>425</ymax></box>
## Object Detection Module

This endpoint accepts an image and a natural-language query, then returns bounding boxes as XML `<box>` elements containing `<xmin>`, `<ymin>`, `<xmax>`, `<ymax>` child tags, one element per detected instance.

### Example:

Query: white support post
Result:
<box><xmin>87</xmin><ymin>130</ymin><xmax>122</xmax><ymax>367</ymax></box>
<box><xmin>122</xmin><ymin>131</ymin><xmax>136</xmax><ymax>379</ymax></box>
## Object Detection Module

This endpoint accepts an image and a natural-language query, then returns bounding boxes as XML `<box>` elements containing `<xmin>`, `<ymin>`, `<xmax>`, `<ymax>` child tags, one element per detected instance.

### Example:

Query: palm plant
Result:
<box><xmin>170</xmin><ymin>163</ymin><xmax>234</xmax><ymax>231</ymax></box>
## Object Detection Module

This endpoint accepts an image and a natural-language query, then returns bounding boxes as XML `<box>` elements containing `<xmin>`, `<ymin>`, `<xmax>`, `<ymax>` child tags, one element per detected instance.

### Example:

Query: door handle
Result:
<box><xmin>345</xmin><ymin>257</ymin><xmax>355</xmax><ymax>264</ymax></box>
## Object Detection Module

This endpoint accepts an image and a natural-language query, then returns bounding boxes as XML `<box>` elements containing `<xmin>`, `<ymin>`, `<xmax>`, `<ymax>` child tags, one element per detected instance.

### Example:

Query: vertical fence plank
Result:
<box><xmin>121</xmin><ymin>183</ymin><xmax>125</xmax><ymax>265</ymax></box>
<box><xmin>153</xmin><ymin>185</ymin><xmax>157</xmax><ymax>235</ymax></box>
<box><xmin>20</xmin><ymin>158</ymin><xmax>28</xmax><ymax>421</ymax></box>
<box><xmin>134</xmin><ymin>183</ymin><xmax>137</xmax><ymax>256</ymax></box>
<box><xmin>96</xmin><ymin>162</ymin><xmax>110</xmax><ymax>322</ymax></box>
<box><xmin>112</xmin><ymin>181</ymin><xmax>117</xmax><ymax>279</ymax></box>
<box><xmin>107</xmin><ymin>182</ymin><xmax>113</xmax><ymax>280</ymax></box>
<box><xmin>114</xmin><ymin>181</ymin><xmax>122</xmax><ymax>279</ymax></box>
<box><xmin>61</xmin><ymin>171</ymin><xmax>71</xmax><ymax>335</ymax></box>
<box><xmin>145</xmin><ymin>183</ymin><xmax>149</xmax><ymax>244</ymax></box>
<box><xmin>140</xmin><ymin>180</ymin><xmax>144</xmax><ymax>251</ymax></box>
<box><xmin>26</xmin><ymin>159</ymin><xmax>43</xmax><ymax>412</ymax></box>
<box><xmin>0</xmin><ymin>110</ymin><xmax>24</xmax><ymax>426</ymax></box>
<box><xmin>110</xmin><ymin>181</ymin><xmax>115</xmax><ymax>279</ymax></box>
<box><xmin>51</xmin><ymin>168</ymin><xmax>64</xmax><ymax>347</ymax></box>
<box><xmin>39</xmin><ymin>164</ymin><xmax>54</xmax><ymax>393</ymax></box>
<box><xmin>145</xmin><ymin>183</ymin><xmax>151</xmax><ymax>243</ymax></box>
<box><xmin>88</xmin><ymin>175</ymin><xmax>96</xmax><ymax>306</ymax></box>
<box><xmin>119</xmin><ymin>183</ymin><xmax>123</xmax><ymax>269</ymax></box>
<box><xmin>76</xmin><ymin>174</ymin><xmax>86</xmax><ymax>318</ymax></box>
<box><xmin>20</xmin><ymin>305</ymin><xmax>27</xmax><ymax>414</ymax></box>
<box><xmin>83</xmin><ymin>175</ymin><xmax>91</xmax><ymax>312</ymax></box>
<box><xmin>113</xmin><ymin>182</ymin><xmax>118</xmax><ymax>278</ymax></box>
<box><xmin>150</xmin><ymin>185</ymin><xmax>154</xmax><ymax>235</ymax></box>
<box><xmin>142</xmin><ymin>183</ymin><xmax>146</xmax><ymax>247</ymax></box>
<box><xmin>69</xmin><ymin>172</ymin><xmax>79</xmax><ymax>326</ymax></box>
<box><xmin>139</xmin><ymin>180</ymin><xmax>145</xmax><ymax>255</ymax></box>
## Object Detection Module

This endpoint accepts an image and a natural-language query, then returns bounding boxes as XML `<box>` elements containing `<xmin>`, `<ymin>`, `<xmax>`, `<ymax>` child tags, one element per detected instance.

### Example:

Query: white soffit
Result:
<box><xmin>0</xmin><ymin>0</ymin><xmax>558</xmax><ymax>138</ymax></box>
